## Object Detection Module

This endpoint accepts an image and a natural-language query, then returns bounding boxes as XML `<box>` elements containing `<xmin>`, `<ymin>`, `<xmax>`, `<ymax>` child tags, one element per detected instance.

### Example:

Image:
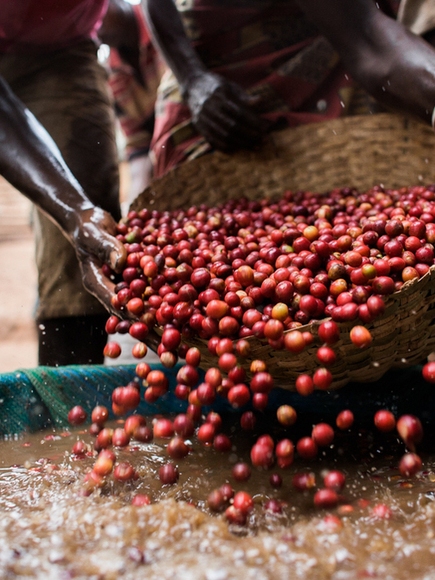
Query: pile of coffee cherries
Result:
<box><xmin>71</xmin><ymin>184</ymin><xmax>435</xmax><ymax>523</ymax></box>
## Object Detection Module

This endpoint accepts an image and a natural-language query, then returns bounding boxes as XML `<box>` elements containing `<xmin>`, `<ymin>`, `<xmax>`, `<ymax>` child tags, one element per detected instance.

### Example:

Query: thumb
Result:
<box><xmin>108</xmin><ymin>239</ymin><xmax>127</xmax><ymax>272</ymax></box>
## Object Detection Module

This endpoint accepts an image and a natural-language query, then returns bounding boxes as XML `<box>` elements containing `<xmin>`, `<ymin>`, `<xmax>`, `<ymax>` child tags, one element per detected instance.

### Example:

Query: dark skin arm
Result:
<box><xmin>0</xmin><ymin>76</ymin><xmax>127</xmax><ymax>315</ymax></box>
<box><xmin>142</xmin><ymin>0</ymin><xmax>266</xmax><ymax>152</ymax></box>
<box><xmin>145</xmin><ymin>0</ymin><xmax>435</xmax><ymax>135</ymax></box>
<box><xmin>295</xmin><ymin>0</ymin><xmax>435</xmax><ymax>125</ymax></box>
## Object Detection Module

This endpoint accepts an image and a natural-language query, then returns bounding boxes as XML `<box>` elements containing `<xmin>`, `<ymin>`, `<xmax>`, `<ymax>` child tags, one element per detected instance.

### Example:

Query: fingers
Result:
<box><xmin>80</xmin><ymin>257</ymin><xmax>137</xmax><ymax>320</ymax></box>
<box><xmin>195</xmin><ymin>101</ymin><xmax>264</xmax><ymax>150</ymax></box>
<box><xmin>105</xmin><ymin>235</ymin><xmax>127</xmax><ymax>273</ymax></box>
<box><xmin>77</xmin><ymin>210</ymin><xmax>127</xmax><ymax>273</ymax></box>
<box><xmin>196</xmin><ymin>115</ymin><xmax>240</xmax><ymax>151</ymax></box>
<box><xmin>80</xmin><ymin>258</ymin><xmax>118</xmax><ymax>316</ymax></box>
<box><xmin>187</xmin><ymin>73</ymin><xmax>263</xmax><ymax>149</ymax></box>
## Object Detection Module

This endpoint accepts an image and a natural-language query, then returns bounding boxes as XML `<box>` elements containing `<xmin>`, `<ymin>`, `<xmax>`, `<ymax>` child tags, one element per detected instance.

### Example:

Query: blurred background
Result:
<box><xmin>0</xmin><ymin>176</ymin><xmax>37</xmax><ymax>372</ymax></box>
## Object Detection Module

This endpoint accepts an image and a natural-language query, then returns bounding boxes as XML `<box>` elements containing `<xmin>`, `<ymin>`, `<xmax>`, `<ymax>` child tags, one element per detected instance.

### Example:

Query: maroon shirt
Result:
<box><xmin>0</xmin><ymin>0</ymin><xmax>107</xmax><ymax>52</ymax></box>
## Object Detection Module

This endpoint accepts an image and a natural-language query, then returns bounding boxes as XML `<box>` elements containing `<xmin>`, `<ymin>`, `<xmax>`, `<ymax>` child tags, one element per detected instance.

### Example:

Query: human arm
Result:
<box><xmin>295</xmin><ymin>0</ymin><xmax>435</xmax><ymax>126</ymax></box>
<box><xmin>0</xmin><ymin>76</ymin><xmax>127</xmax><ymax>313</ymax></box>
<box><xmin>142</xmin><ymin>0</ymin><xmax>266</xmax><ymax>151</ymax></box>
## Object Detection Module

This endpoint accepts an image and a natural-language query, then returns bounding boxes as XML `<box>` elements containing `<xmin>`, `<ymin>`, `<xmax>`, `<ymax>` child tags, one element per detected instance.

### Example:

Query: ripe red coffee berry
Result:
<box><xmin>173</xmin><ymin>414</ymin><xmax>195</xmax><ymax>438</ymax></box>
<box><xmin>105</xmin><ymin>315</ymin><xmax>120</xmax><ymax>334</ymax></box>
<box><xmin>132</xmin><ymin>342</ymin><xmax>148</xmax><ymax>359</ymax></box>
<box><xmin>396</xmin><ymin>414</ymin><xmax>423</xmax><ymax>451</ymax></box>
<box><xmin>269</xmin><ymin>473</ymin><xmax>283</xmax><ymax>488</ymax></box>
<box><xmin>314</xmin><ymin>488</ymin><xmax>339</xmax><ymax>509</ymax></box>
<box><xmin>68</xmin><ymin>405</ymin><xmax>87</xmax><ymax>426</ymax></box>
<box><xmin>112</xmin><ymin>428</ymin><xmax>130</xmax><ymax>448</ymax></box>
<box><xmin>399</xmin><ymin>452</ymin><xmax>422</xmax><ymax>477</ymax></box>
<box><xmin>153</xmin><ymin>418</ymin><xmax>174</xmax><ymax>439</ymax></box>
<box><xmin>72</xmin><ymin>440</ymin><xmax>88</xmax><ymax>456</ymax></box>
<box><xmin>264</xmin><ymin>499</ymin><xmax>283</xmax><ymax>514</ymax></box>
<box><xmin>224</xmin><ymin>505</ymin><xmax>247</xmax><ymax>526</ymax></box>
<box><xmin>318</xmin><ymin>320</ymin><xmax>340</xmax><ymax>344</ymax></box>
<box><xmin>371</xmin><ymin>276</ymin><xmax>395</xmax><ymax>295</ymax></box>
<box><xmin>197</xmin><ymin>423</ymin><xmax>216</xmax><ymax>445</ymax></box>
<box><xmin>323</xmin><ymin>470</ymin><xmax>346</xmax><ymax>491</ymax></box>
<box><xmin>312</xmin><ymin>423</ymin><xmax>334</xmax><ymax>447</ymax></box>
<box><xmin>161</xmin><ymin>327</ymin><xmax>181</xmax><ymax>350</ymax></box>
<box><xmin>366</xmin><ymin>294</ymin><xmax>385</xmax><ymax>317</ymax></box>
<box><xmin>94</xmin><ymin>427</ymin><xmax>113</xmax><ymax>451</ymax></box>
<box><xmin>233</xmin><ymin>491</ymin><xmax>254</xmax><ymax>514</ymax></box>
<box><xmin>167</xmin><ymin>436</ymin><xmax>190</xmax><ymax>459</ymax></box>
<box><xmin>113</xmin><ymin>462</ymin><xmax>136</xmax><ymax>482</ymax></box>
<box><xmin>250</xmin><ymin>371</ymin><xmax>274</xmax><ymax>394</ymax></box>
<box><xmin>371</xmin><ymin>503</ymin><xmax>392</xmax><ymax>519</ymax></box>
<box><xmin>218</xmin><ymin>353</ymin><xmax>238</xmax><ymax>373</ymax></box>
<box><xmin>275</xmin><ymin>438</ymin><xmax>295</xmax><ymax>468</ymax></box>
<box><xmin>131</xmin><ymin>494</ymin><xmax>151</xmax><ymax>507</ymax></box>
<box><xmin>92</xmin><ymin>453</ymin><xmax>114</xmax><ymax>477</ymax></box>
<box><xmin>292</xmin><ymin>471</ymin><xmax>316</xmax><ymax>491</ymax></box>
<box><xmin>374</xmin><ymin>409</ymin><xmax>396</xmax><ymax>433</ymax></box>
<box><xmin>103</xmin><ymin>341</ymin><xmax>122</xmax><ymax>359</ymax></box>
<box><xmin>283</xmin><ymin>330</ymin><xmax>306</xmax><ymax>354</ymax></box>
<box><xmin>232</xmin><ymin>462</ymin><xmax>252</xmax><ymax>482</ymax></box>
<box><xmin>250</xmin><ymin>441</ymin><xmax>275</xmax><ymax>469</ymax></box>
<box><xmin>296</xmin><ymin>437</ymin><xmax>318</xmax><ymax>459</ymax></box>
<box><xmin>336</xmin><ymin>409</ymin><xmax>354</xmax><ymax>430</ymax></box>
<box><xmin>316</xmin><ymin>346</ymin><xmax>337</xmax><ymax>366</ymax></box>
<box><xmin>313</xmin><ymin>367</ymin><xmax>333</xmax><ymax>390</ymax></box>
<box><xmin>228</xmin><ymin>384</ymin><xmax>250</xmax><ymax>408</ymax></box>
<box><xmin>124</xmin><ymin>414</ymin><xmax>146</xmax><ymax>437</ymax></box>
<box><xmin>350</xmin><ymin>325</ymin><xmax>373</xmax><ymax>349</ymax></box>
<box><xmin>128</xmin><ymin>321</ymin><xmax>149</xmax><ymax>342</ymax></box>
<box><xmin>185</xmin><ymin>347</ymin><xmax>201</xmax><ymax>367</ymax></box>
<box><xmin>159</xmin><ymin>463</ymin><xmax>179</xmax><ymax>485</ymax></box>
<box><xmin>133</xmin><ymin>425</ymin><xmax>153</xmax><ymax>443</ymax></box>
<box><xmin>240</xmin><ymin>411</ymin><xmax>257</xmax><ymax>431</ymax></box>
<box><xmin>295</xmin><ymin>374</ymin><xmax>314</xmax><ymax>396</ymax></box>
<box><xmin>422</xmin><ymin>361</ymin><xmax>435</xmax><ymax>383</ymax></box>
<box><xmin>207</xmin><ymin>489</ymin><xmax>226</xmax><ymax>512</ymax></box>
<box><xmin>213</xmin><ymin>433</ymin><xmax>232</xmax><ymax>453</ymax></box>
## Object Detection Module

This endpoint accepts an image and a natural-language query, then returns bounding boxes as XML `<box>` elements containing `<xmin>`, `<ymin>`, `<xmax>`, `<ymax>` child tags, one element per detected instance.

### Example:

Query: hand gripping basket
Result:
<box><xmin>131</xmin><ymin>113</ymin><xmax>435</xmax><ymax>390</ymax></box>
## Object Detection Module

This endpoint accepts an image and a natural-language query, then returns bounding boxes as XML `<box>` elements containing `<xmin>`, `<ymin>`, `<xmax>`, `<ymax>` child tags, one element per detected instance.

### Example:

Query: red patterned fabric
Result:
<box><xmin>151</xmin><ymin>0</ymin><xmax>399</xmax><ymax>178</ymax></box>
<box><xmin>107</xmin><ymin>5</ymin><xmax>164</xmax><ymax>159</ymax></box>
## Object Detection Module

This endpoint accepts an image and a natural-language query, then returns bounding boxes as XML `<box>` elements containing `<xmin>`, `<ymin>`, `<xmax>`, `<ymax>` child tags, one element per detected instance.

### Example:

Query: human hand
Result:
<box><xmin>70</xmin><ymin>207</ymin><xmax>127</xmax><ymax>316</ymax></box>
<box><xmin>185</xmin><ymin>72</ymin><xmax>268</xmax><ymax>151</ymax></box>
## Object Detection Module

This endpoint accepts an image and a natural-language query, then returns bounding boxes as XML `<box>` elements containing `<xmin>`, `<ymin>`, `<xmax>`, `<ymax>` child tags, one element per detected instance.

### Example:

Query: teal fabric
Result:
<box><xmin>0</xmin><ymin>365</ymin><xmax>187</xmax><ymax>435</ymax></box>
<box><xmin>0</xmin><ymin>364</ymin><xmax>433</xmax><ymax>435</ymax></box>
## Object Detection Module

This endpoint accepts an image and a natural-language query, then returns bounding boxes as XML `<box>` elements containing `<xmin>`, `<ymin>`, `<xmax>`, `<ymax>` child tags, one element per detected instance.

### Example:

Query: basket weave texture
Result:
<box><xmin>132</xmin><ymin>114</ymin><xmax>435</xmax><ymax>390</ymax></box>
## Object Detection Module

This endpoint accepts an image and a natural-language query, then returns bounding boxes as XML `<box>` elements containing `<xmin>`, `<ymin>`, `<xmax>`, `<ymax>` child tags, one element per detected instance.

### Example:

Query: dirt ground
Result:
<box><xmin>0</xmin><ymin>177</ymin><xmax>38</xmax><ymax>373</ymax></box>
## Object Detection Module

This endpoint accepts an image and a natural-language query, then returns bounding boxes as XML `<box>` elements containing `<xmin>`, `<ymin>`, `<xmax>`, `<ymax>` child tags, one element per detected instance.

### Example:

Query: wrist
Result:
<box><xmin>179</xmin><ymin>67</ymin><xmax>209</xmax><ymax>100</ymax></box>
<box><xmin>61</xmin><ymin>204</ymin><xmax>96</xmax><ymax>239</ymax></box>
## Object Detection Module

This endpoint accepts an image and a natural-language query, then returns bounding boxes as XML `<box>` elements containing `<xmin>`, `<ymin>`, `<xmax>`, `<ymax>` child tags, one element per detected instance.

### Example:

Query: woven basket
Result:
<box><xmin>132</xmin><ymin>113</ymin><xmax>435</xmax><ymax>390</ymax></box>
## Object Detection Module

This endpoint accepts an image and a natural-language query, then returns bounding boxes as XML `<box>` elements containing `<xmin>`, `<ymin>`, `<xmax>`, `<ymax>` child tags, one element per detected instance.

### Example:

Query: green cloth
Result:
<box><xmin>0</xmin><ymin>364</ymin><xmax>433</xmax><ymax>436</ymax></box>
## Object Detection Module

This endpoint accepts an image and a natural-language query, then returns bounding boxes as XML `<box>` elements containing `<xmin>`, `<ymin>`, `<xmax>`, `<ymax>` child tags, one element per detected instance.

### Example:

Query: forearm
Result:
<box><xmin>0</xmin><ymin>76</ymin><xmax>94</xmax><ymax>237</ymax></box>
<box><xmin>142</xmin><ymin>0</ymin><xmax>206</xmax><ymax>94</ymax></box>
<box><xmin>297</xmin><ymin>0</ymin><xmax>435</xmax><ymax>125</ymax></box>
